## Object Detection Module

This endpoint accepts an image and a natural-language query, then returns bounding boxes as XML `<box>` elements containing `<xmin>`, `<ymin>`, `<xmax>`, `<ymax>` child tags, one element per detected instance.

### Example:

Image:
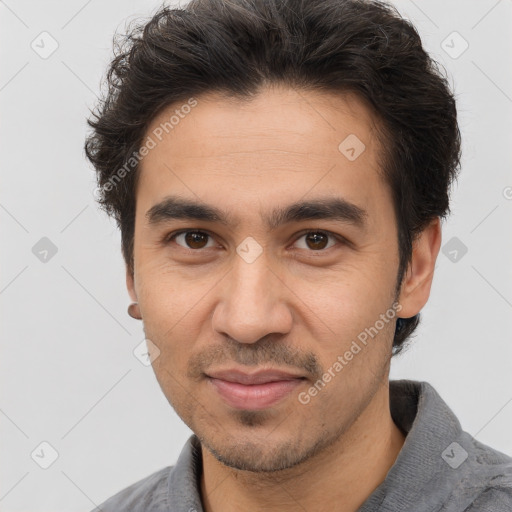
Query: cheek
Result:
<box><xmin>293</xmin><ymin>259</ymin><xmax>396</xmax><ymax>329</ymax></box>
<box><xmin>300</xmin><ymin>292</ymin><xmax>395</xmax><ymax>415</ymax></box>
<box><xmin>136</xmin><ymin>259</ymin><xmax>227</xmax><ymax>377</ymax></box>
<box><xmin>288</xmin><ymin>265</ymin><xmax>397</xmax><ymax>377</ymax></box>
<box><xmin>136</xmin><ymin>252</ymin><xmax>204</xmax><ymax>321</ymax></box>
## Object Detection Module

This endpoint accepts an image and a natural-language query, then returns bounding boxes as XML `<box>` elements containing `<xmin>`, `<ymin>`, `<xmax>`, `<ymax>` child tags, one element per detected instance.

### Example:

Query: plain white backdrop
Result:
<box><xmin>1</xmin><ymin>0</ymin><xmax>511</xmax><ymax>510</ymax></box>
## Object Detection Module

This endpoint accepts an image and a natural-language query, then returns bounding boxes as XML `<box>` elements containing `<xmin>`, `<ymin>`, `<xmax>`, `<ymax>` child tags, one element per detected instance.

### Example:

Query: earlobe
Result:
<box><xmin>128</xmin><ymin>302</ymin><xmax>142</xmax><ymax>320</ymax></box>
<box><xmin>397</xmin><ymin>218</ymin><xmax>442</xmax><ymax>319</ymax></box>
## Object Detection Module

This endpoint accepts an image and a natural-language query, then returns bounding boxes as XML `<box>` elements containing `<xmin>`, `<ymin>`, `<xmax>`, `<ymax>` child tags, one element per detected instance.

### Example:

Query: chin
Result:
<box><xmin>197</xmin><ymin>426</ymin><xmax>332</xmax><ymax>473</ymax></box>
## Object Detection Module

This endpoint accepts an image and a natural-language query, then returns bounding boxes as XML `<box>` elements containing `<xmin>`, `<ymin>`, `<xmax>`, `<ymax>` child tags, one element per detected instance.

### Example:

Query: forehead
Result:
<box><xmin>144</xmin><ymin>86</ymin><xmax>382</xmax><ymax>159</ymax></box>
<box><xmin>136</xmin><ymin>86</ymin><xmax>389</xmax><ymax>225</ymax></box>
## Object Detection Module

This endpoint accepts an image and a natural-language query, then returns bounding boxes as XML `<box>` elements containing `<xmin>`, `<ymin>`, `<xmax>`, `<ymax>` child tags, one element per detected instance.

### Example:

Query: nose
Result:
<box><xmin>211</xmin><ymin>249</ymin><xmax>293</xmax><ymax>344</ymax></box>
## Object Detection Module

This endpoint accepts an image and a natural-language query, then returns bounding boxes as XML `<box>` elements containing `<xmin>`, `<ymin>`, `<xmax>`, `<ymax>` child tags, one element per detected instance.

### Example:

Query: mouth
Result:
<box><xmin>205</xmin><ymin>368</ymin><xmax>307</xmax><ymax>410</ymax></box>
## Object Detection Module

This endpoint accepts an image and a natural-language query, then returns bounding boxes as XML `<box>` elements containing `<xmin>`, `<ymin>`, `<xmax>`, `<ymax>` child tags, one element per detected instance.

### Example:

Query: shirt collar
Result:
<box><xmin>358</xmin><ymin>379</ymin><xmax>464</xmax><ymax>511</ymax></box>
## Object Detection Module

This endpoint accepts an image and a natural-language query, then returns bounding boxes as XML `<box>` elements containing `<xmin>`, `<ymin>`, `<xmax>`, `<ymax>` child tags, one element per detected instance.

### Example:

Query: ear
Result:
<box><xmin>126</xmin><ymin>265</ymin><xmax>137</xmax><ymax>302</ymax></box>
<box><xmin>397</xmin><ymin>218</ymin><xmax>442</xmax><ymax>318</ymax></box>
<box><xmin>126</xmin><ymin>265</ymin><xmax>142</xmax><ymax>320</ymax></box>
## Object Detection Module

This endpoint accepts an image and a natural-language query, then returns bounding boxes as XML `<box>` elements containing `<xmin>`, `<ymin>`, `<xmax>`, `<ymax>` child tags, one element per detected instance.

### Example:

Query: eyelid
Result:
<box><xmin>164</xmin><ymin>228</ymin><xmax>348</xmax><ymax>251</ymax></box>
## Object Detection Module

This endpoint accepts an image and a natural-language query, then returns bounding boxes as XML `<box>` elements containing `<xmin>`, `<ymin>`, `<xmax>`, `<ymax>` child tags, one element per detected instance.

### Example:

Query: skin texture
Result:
<box><xmin>126</xmin><ymin>85</ymin><xmax>441</xmax><ymax>512</ymax></box>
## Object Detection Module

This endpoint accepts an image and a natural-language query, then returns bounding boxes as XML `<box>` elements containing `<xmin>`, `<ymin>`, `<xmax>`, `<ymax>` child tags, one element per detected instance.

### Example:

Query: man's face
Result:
<box><xmin>130</xmin><ymin>86</ymin><xmax>402</xmax><ymax>472</ymax></box>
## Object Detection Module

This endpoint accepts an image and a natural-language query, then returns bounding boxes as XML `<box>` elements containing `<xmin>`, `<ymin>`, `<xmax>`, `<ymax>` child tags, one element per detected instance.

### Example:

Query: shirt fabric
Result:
<box><xmin>93</xmin><ymin>379</ymin><xmax>512</xmax><ymax>511</ymax></box>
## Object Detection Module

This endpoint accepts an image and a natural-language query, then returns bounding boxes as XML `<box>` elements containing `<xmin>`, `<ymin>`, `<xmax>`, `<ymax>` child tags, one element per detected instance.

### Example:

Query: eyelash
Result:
<box><xmin>163</xmin><ymin>229</ymin><xmax>346</xmax><ymax>253</ymax></box>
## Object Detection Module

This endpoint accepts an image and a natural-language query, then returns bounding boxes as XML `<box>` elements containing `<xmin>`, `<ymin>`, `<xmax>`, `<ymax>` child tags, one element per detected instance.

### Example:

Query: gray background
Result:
<box><xmin>1</xmin><ymin>0</ymin><xmax>511</xmax><ymax>510</ymax></box>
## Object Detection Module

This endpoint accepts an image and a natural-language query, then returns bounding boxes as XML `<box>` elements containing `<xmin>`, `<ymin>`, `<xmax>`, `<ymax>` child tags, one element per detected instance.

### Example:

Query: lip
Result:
<box><xmin>206</xmin><ymin>368</ymin><xmax>305</xmax><ymax>385</ymax></box>
<box><xmin>206</xmin><ymin>368</ymin><xmax>306</xmax><ymax>410</ymax></box>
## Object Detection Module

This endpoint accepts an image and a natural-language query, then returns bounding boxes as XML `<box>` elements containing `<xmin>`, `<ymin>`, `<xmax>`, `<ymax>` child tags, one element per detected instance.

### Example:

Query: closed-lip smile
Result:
<box><xmin>205</xmin><ymin>367</ymin><xmax>306</xmax><ymax>410</ymax></box>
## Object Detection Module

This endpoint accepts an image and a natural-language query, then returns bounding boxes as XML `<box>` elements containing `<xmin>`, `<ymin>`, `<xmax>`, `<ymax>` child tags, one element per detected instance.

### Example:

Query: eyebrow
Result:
<box><xmin>145</xmin><ymin>195</ymin><xmax>367</xmax><ymax>230</ymax></box>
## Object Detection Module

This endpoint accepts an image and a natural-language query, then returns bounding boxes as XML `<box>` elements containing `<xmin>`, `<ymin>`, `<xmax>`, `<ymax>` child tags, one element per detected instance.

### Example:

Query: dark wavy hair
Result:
<box><xmin>84</xmin><ymin>0</ymin><xmax>461</xmax><ymax>356</ymax></box>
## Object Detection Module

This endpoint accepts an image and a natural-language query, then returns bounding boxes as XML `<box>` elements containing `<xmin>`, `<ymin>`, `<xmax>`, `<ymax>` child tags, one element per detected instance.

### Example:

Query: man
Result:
<box><xmin>85</xmin><ymin>0</ymin><xmax>512</xmax><ymax>510</ymax></box>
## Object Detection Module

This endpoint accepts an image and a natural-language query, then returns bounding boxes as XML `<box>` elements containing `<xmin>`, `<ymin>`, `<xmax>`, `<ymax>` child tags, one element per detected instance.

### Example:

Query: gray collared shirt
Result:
<box><xmin>93</xmin><ymin>380</ymin><xmax>512</xmax><ymax>511</ymax></box>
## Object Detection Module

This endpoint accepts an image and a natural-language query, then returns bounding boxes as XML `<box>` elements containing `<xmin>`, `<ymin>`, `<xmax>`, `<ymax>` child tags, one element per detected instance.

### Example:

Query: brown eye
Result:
<box><xmin>305</xmin><ymin>232</ymin><xmax>328</xmax><ymax>250</ymax></box>
<box><xmin>294</xmin><ymin>230</ymin><xmax>339</xmax><ymax>251</ymax></box>
<box><xmin>170</xmin><ymin>230</ymin><xmax>215</xmax><ymax>250</ymax></box>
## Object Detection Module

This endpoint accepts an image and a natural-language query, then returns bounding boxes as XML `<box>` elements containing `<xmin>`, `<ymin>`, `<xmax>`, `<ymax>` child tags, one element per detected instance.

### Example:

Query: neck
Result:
<box><xmin>199</xmin><ymin>380</ymin><xmax>406</xmax><ymax>512</ymax></box>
